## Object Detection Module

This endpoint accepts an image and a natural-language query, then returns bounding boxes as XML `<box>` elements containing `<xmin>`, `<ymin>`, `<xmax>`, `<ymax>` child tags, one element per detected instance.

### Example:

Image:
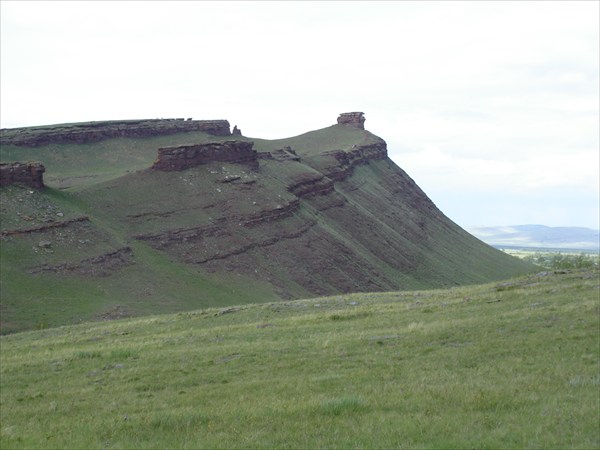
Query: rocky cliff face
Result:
<box><xmin>0</xmin><ymin>162</ymin><xmax>45</xmax><ymax>189</ymax></box>
<box><xmin>0</xmin><ymin>119</ymin><xmax>231</xmax><ymax>147</ymax></box>
<box><xmin>151</xmin><ymin>140</ymin><xmax>257</xmax><ymax>171</ymax></box>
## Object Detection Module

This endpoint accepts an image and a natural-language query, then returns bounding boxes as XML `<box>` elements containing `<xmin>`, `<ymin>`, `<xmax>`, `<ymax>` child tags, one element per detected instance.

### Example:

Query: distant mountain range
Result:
<box><xmin>467</xmin><ymin>225</ymin><xmax>600</xmax><ymax>251</ymax></box>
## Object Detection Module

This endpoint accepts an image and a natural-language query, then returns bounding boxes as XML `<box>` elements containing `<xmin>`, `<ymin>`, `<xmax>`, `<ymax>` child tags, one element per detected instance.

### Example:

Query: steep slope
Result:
<box><xmin>0</xmin><ymin>114</ymin><xmax>534</xmax><ymax>332</ymax></box>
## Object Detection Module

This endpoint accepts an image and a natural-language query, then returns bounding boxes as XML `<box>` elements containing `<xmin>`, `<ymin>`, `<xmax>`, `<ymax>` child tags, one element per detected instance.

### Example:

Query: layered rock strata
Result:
<box><xmin>0</xmin><ymin>162</ymin><xmax>45</xmax><ymax>189</ymax></box>
<box><xmin>151</xmin><ymin>140</ymin><xmax>257</xmax><ymax>171</ymax></box>
<box><xmin>321</xmin><ymin>142</ymin><xmax>388</xmax><ymax>181</ymax></box>
<box><xmin>29</xmin><ymin>247</ymin><xmax>134</xmax><ymax>277</ymax></box>
<box><xmin>1</xmin><ymin>216</ymin><xmax>89</xmax><ymax>237</ymax></box>
<box><xmin>287</xmin><ymin>173</ymin><xmax>334</xmax><ymax>198</ymax></box>
<box><xmin>0</xmin><ymin>119</ymin><xmax>231</xmax><ymax>147</ymax></box>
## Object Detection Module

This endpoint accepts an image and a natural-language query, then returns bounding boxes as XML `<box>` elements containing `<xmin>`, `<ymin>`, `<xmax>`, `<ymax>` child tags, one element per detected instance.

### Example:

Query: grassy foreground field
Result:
<box><xmin>1</xmin><ymin>269</ymin><xmax>598</xmax><ymax>449</ymax></box>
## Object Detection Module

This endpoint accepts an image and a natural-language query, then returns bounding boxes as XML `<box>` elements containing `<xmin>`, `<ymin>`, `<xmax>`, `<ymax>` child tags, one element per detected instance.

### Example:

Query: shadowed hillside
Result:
<box><xmin>0</xmin><ymin>114</ymin><xmax>534</xmax><ymax>333</ymax></box>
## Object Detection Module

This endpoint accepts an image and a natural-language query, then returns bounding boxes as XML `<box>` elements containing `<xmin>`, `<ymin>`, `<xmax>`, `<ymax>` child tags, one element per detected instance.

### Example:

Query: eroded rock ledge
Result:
<box><xmin>0</xmin><ymin>216</ymin><xmax>89</xmax><ymax>237</ymax></box>
<box><xmin>323</xmin><ymin>142</ymin><xmax>388</xmax><ymax>181</ymax></box>
<box><xmin>151</xmin><ymin>140</ymin><xmax>257</xmax><ymax>171</ymax></box>
<box><xmin>287</xmin><ymin>173</ymin><xmax>334</xmax><ymax>198</ymax></box>
<box><xmin>0</xmin><ymin>119</ymin><xmax>231</xmax><ymax>147</ymax></box>
<box><xmin>29</xmin><ymin>246</ymin><xmax>134</xmax><ymax>277</ymax></box>
<box><xmin>0</xmin><ymin>162</ymin><xmax>45</xmax><ymax>189</ymax></box>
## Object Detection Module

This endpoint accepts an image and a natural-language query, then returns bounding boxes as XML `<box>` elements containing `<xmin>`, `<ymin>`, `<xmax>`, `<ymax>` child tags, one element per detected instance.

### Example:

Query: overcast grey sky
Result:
<box><xmin>1</xmin><ymin>1</ymin><xmax>598</xmax><ymax>229</ymax></box>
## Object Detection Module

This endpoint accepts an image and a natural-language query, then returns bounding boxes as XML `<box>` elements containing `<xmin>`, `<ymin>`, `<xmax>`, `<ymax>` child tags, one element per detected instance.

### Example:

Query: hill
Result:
<box><xmin>1</xmin><ymin>270</ymin><xmax>598</xmax><ymax>448</ymax></box>
<box><xmin>468</xmin><ymin>225</ymin><xmax>600</xmax><ymax>251</ymax></box>
<box><xmin>0</xmin><ymin>113</ymin><xmax>534</xmax><ymax>333</ymax></box>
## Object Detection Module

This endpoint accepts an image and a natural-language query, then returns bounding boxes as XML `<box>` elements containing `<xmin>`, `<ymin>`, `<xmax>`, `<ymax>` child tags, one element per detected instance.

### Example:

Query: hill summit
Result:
<box><xmin>0</xmin><ymin>113</ymin><xmax>533</xmax><ymax>332</ymax></box>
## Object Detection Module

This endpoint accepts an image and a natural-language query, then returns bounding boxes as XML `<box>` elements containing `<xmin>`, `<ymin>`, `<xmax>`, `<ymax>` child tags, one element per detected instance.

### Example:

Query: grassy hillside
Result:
<box><xmin>0</xmin><ymin>131</ymin><xmax>232</xmax><ymax>189</ymax></box>
<box><xmin>1</xmin><ymin>270</ymin><xmax>598</xmax><ymax>449</ymax></box>
<box><xmin>0</xmin><ymin>185</ymin><xmax>279</xmax><ymax>334</ymax></box>
<box><xmin>250</xmin><ymin>124</ymin><xmax>381</xmax><ymax>154</ymax></box>
<box><xmin>1</xmin><ymin>121</ymin><xmax>535</xmax><ymax>333</ymax></box>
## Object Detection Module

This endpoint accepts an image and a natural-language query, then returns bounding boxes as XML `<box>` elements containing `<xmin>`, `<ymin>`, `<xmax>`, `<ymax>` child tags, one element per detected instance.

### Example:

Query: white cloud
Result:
<box><xmin>394</xmin><ymin>144</ymin><xmax>598</xmax><ymax>191</ymax></box>
<box><xmin>1</xmin><ymin>0</ymin><xmax>598</xmax><ymax>228</ymax></box>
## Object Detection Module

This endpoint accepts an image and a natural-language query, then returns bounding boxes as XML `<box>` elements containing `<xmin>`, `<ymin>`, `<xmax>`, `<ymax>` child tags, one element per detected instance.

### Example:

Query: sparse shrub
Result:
<box><xmin>523</xmin><ymin>252</ymin><xmax>599</xmax><ymax>270</ymax></box>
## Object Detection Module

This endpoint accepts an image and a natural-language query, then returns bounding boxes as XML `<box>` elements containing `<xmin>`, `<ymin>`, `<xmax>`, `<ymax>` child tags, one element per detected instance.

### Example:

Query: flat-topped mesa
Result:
<box><xmin>0</xmin><ymin>119</ymin><xmax>232</xmax><ymax>147</ymax></box>
<box><xmin>152</xmin><ymin>140</ymin><xmax>257</xmax><ymax>171</ymax></box>
<box><xmin>337</xmin><ymin>112</ymin><xmax>365</xmax><ymax>129</ymax></box>
<box><xmin>0</xmin><ymin>162</ymin><xmax>45</xmax><ymax>189</ymax></box>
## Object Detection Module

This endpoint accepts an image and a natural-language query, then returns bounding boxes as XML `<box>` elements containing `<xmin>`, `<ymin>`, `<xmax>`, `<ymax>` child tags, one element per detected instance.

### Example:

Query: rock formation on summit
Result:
<box><xmin>337</xmin><ymin>112</ymin><xmax>366</xmax><ymax>129</ymax></box>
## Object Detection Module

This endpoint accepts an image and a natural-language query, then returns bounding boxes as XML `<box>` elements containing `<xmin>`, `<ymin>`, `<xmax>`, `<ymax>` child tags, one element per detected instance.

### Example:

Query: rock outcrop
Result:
<box><xmin>287</xmin><ymin>173</ymin><xmax>334</xmax><ymax>198</ymax></box>
<box><xmin>29</xmin><ymin>247</ymin><xmax>134</xmax><ymax>277</ymax></box>
<box><xmin>319</xmin><ymin>142</ymin><xmax>388</xmax><ymax>181</ymax></box>
<box><xmin>0</xmin><ymin>216</ymin><xmax>89</xmax><ymax>237</ymax></box>
<box><xmin>151</xmin><ymin>140</ymin><xmax>258</xmax><ymax>171</ymax></box>
<box><xmin>0</xmin><ymin>119</ymin><xmax>231</xmax><ymax>147</ymax></box>
<box><xmin>0</xmin><ymin>162</ymin><xmax>45</xmax><ymax>189</ymax></box>
<box><xmin>337</xmin><ymin>112</ymin><xmax>365</xmax><ymax>129</ymax></box>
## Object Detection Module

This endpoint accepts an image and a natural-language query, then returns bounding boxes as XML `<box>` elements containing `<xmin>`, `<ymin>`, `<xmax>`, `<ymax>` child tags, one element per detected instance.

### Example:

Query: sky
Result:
<box><xmin>1</xmin><ymin>1</ymin><xmax>598</xmax><ymax>230</ymax></box>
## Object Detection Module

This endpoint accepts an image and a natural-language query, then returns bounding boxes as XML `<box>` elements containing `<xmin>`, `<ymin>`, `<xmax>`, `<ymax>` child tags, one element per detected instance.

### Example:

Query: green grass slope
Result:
<box><xmin>250</xmin><ymin>124</ymin><xmax>381</xmax><ymax>154</ymax></box>
<box><xmin>1</xmin><ymin>270</ymin><xmax>598</xmax><ymax>449</ymax></box>
<box><xmin>1</xmin><ymin>121</ymin><xmax>535</xmax><ymax>333</ymax></box>
<box><xmin>0</xmin><ymin>185</ymin><xmax>279</xmax><ymax>334</ymax></box>
<box><xmin>0</xmin><ymin>131</ymin><xmax>232</xmax><ymax>189</ymax></box>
